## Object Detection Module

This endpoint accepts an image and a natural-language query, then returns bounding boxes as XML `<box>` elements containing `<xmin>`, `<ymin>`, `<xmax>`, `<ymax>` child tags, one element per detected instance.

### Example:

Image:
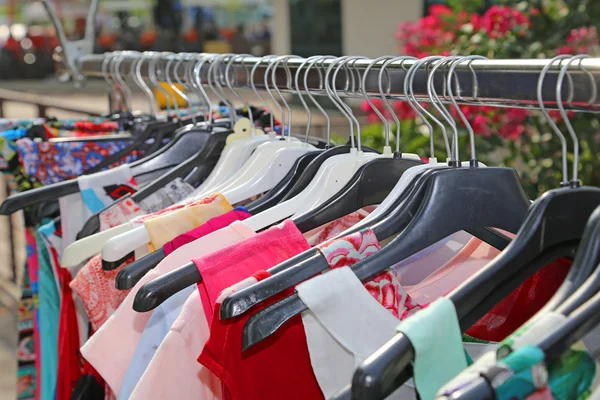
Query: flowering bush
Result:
<box><xmin>357</xmin><ymin>0</ymin><xmax>600</xmax><ymax>198</ymax></box>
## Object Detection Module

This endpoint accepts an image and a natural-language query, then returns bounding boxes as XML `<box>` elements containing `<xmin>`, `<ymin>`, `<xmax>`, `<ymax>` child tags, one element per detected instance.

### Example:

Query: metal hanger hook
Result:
<box><xmin>537</xmin><ymin>54</ymin><xmax>573</xmax><ymax>186</ymax></box>
<box><xmin>406</xmin><ymin>56</ymin><xmax>452</xmax><ymax>161</ymax></box>
<box><xmin>226</xmin><ymin>54</ymin><xmax>255</xmax><ymax>131</ymax></box>
<box><xmin>134</xmin><ymin>53</ymin><xmax>158</xmax><ymax>117</ymax></box>
<box><xmin>250</xmin><ymin>55</ymin><xmax>277</xmax><ymax>131</ymax></box>
<box><xmin>361</xmin><ymin>56</ymin><xmax>396</xmax><ymax>150</ymax></box>
<box><xmin>556</xmin><ymin>54</ymin><xmax>593</xmax><ymax>185</ymax></box>
<box><xmin>328</xmin><ymin>56</ymin><xmax>368</xmax><ymax>151</ymax></box>
<box><xmin>193</xmin><ymin>54</ymin><xmax>216</xmax><ymax>125</ymax></box>
<box><xmin>294</xmin><ymin>56</ymin><xmax>321</xmax><ymax>143</ymax></box>
<box><xmin>112</xmin><ymin>52</ymin><xmax>133</xmax><ymax>113</ymax></box>
<box><xmin>305</xmin><ymin>55</ymin><xmax>337</xmax><ymax>146</ymax></box>
<box><xmin>147</xmin><ymin>52</ymin><xmax>174</xmax><ymax>114</ymax></box>
<box><xmin>214</xmin><ymin>54</ymin><xmax>238</xmax><ymax>123</ymax></box>
<box><xmin>380</xmin><ymin>56</ymin><xmax>417</xmax><ymax>154</ymax></box>
<box><xmin>447</xmin><ymin>55</ymin><xmax>488</xmax><ymax>164</ymax></box>
<box><xmin>427</xmin><ymin>56</ymin><xmax>461</xmax><ymax>163</ymax></box>
<box><xmin>324</xmin><ymin>56</ymin><xmax>356</xmax><ymax>148</ymax></box>
<box><xmin>272</xmin><ymin>55</ymin><xmax>303</xmax><ymax>139</ymax></box>
<box><xmin>174</xmin><ymin>53</ymin><xmax>197</xmax><ymax>118</ymax></box>
<box><xmin>164</xmin><ymin>53</ymin><xmax>183</xmax><ymax>114</ymax></box>
<box><xmin>261</xmin><ymin>56</ymin><xmax>284</xmax><ymax>134</ymax></box>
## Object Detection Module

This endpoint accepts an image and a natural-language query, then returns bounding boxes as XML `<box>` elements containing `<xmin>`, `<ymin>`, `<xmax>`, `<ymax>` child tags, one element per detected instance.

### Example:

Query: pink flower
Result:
<box><xmin>559</xmin><ymin>26</ymin><xmax>599</xmax><ymax>55</ymax></box>
<box><xmin>482</xmin><ymin>5</ymin><xmax>530</xmax><ymax>39</ymax></box>
<box><xmin>429</xmin><ymin>4</ymin><xmax>452</xmax><ymax>17</ymax></box>
<box><xmin>472</xmin><ymin>114</ymin><xmax>491</xmax><ymax>137</ymax></box>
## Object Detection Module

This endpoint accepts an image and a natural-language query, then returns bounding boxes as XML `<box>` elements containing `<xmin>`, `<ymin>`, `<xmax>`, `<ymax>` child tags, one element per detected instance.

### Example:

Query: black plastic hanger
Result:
<box><xmin>239</xmin><ymin>164</ymin><xmax>532</xmax><ymax>348</ymax></box>
<box><xmin>128</xmin><ymin>54</ymin><xmax>397</xmax><ymax>310</ymax></box>
<box><xmin>129</xmin><ymin>164</ymin><xmax>432</xmax><ymax>313</ymax></box>
<box><xmin>116</xmin><ymin>143</ymin><xmax>383</xmax><ymax>290</ymax></box>
<box><xmin>119</xmin><ymin>149</ymin><xmax>324</xmax><ymax>286</ymax></box>
<box><xmin>348</xmin><ymin>186</ymin><xmax>600</xmax><ymax>400</ymax></box>
<box><xmin>0</xmin><ymin>119</ymin><xmax>226</xmax><ymax>216</ymax></box>
<box><xmin>443</xmin><ymin>205</ymin><xmax>600</xmax><ymax>400</ymax></box>
<box><xmin>216</xmin><ymin>56</ymin><xmax>518</xmax><ymax>322</ymax></box>
<box><xmin>339</xmin><ymin>54</ymin><xmax>600</xmax><ymax>400</ymax></box>
<box><xmin>294</xmin><ymin>155</ymin><xmax>423</xmax><ymax>231</ymax></box>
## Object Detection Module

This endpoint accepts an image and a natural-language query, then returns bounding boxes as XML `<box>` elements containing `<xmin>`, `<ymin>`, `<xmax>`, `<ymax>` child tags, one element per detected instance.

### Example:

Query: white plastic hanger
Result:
<box><xmin>60</xmin><ymin>52</ymin><xmax>158</xmax><ymax>268</ymax></box>
<box><xmin>99</xmin><ymin>53</ymin><xmax>252</xmax><ymax>264</ymax></box>
<box><xmin>100</xmin><ymin>54</ymin><xmax>311</xmax><ymax>264</ymax></box>
<box><xmin>220</xmin><ymin>55</ymin><xmax>317</xmax><ymax>204</ymax></box>
<box><xmin>194</xmin><ymin>55</ymin><xmax>287</xmax><ymax>197</ymax></box>
<box><xmin>61</xmin><ymin>53</ymin><xmax>221</xmax><ymax>268</ymax></box>
<box><xmin>192</xmin><ymin>55</ymin><xmax>275</xmax><ymax>197</ymax></box>
<box><xmin>243</xmin><ymin>56</ymin><xmax>382</xmax><ymax>231</ymax></box>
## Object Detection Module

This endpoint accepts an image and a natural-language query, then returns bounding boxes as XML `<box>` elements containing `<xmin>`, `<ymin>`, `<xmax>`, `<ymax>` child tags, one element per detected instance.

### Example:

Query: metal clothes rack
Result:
<box><xmin>60</xmin><ymin>53</ymin><xmax>600</xmax><ymax>112</ymax></box>
<box><xmin>41</xmin><ymin>0</ymin><xmax>600</xmax><ymax>112</ymax></box>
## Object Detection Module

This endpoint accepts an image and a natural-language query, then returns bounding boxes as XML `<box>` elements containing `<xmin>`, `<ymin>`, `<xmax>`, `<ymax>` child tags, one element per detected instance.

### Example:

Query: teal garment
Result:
<box><xmin>36</xmin><ymin>225</ymin><xmax>60</xmax><ymax>400</ymax></box>
<box><xmin>493</xmin><ymin>345</ymin><xmax>596</xmax><ymax>400</ymax></box>
<box><xmin>396</xmin><ymin>297</ymin><xmax>467</xmax><ymax>400</ymax></box>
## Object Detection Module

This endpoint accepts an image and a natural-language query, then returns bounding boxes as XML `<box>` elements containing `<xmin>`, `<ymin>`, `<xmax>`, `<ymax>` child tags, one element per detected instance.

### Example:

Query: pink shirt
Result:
<box><xmin>129</xmin><ymin>220</ymin><xmax>311</xmax><ymax>400</ymax></box>
<box><xmin>163</xmin><ymin>208</ymin><xmax>251</xmax><ymax>256</ymax></box>
<box><xmin>194</xmin><ymin>219</ymin><xmax>311</xmax><ymax>321</ymax></box>
<box><xmin>81</xmin><ymin>221</ymin><xmax>255</xmax><ymax>394</ymax></box>
<box><xmin>128</xmin><ymin>276</ymin><xmax>262</xmax><ymax>400</ymax></box>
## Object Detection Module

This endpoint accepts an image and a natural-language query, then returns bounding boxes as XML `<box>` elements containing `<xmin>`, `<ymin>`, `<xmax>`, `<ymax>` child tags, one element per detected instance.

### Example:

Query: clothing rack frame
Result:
<box><xmin>61</xmin><ymin>52</ymin><xmax>600</xmax><ymax>112</ymax></box>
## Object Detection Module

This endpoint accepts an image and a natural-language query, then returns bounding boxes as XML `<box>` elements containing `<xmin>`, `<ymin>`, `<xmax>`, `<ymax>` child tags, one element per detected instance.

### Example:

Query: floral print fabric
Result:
<box><xmin>16</xmin><ymin>138</ymin><xmax>141</xmax><ymax>185</ymax></box>
<box><xmin>316</xmin><ymin>228</ymin><xmax>422</xmax><ymax>320</ymax></box>
<box><xmin>69</xmin><ymin>254</ymin><xmax>133</xmax><ymax>332</ymax></box>
<box><xmin>489</xmin><ymin>345</ymin><xmax>596</xmax><ymax>400</ymax></box>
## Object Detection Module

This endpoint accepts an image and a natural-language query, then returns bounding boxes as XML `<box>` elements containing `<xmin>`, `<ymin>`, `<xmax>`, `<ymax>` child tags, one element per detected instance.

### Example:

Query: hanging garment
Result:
<box><xmin>396</xmin><ymin>297</ymin><xmax>468</xmax><ymax>400</ymax></box>
<box><xmin>117</xmin><ymin>285</ymin><xmax>197</xmax><ymax>400</ymax></box>
<box><xmin>82</xmin><ymin>210</ymin><xmax>371</xmax><ymax>396</ymax></box>
<box><xmin>129</xmin><ymin>220</ymin><xmax>321</xmax><ymax>400</ymax></box>
<box><xmin>59</xmin><ymin>165</ymin><xmax>140</xmax><ymax>248</ymax></box>
<box><xmin>81</xmin><ymin>220</ymin><xmax>255</xmax><ymax>394</ymax></box>
<box><xmin>98</xmin><ymin>197</ymin><xmax>146</xmax><ymax>232</ymax></box>
<box><xmin>437</xmin><ymin>311</ymin><xmax>600</xmax><ymax>399</ymax></box>
<box><xmin>16</xmin><ymin>137</ymin><xmax>142</xmax><ymax>185</ymax></box>
<box><xmin>71</xmin><ymin>192</ymin><xmax>234</xmax><ymax>332</ymax></box>
<box><xmin>143</xmin><ymin>194</ymin><xmax>233</xmax><ymax>249</ymax></box>
<box><xmin>35</xmin><ymin>227</ymin><xmax>61</xmax><ymax>400</ymax></box>
<box><xmin>55</xmin><ymin>268</ymin><xmax>81</xmax><ymax>400</ymax></box>
<box><xmin>137</xmin><ymin>177</ymin><xmax>196</xmax><ymax>214</ymax></box>
<box><xmin>487</xmin><ymin>345</ymin><xmax>596</xmax><ymax>400</ymax></box>
<box><xmin>162</xmin><ymin>206</ymin><xmax>251</xmax><ymax>255</ymax></box>
<box><xmin>17</xmin><ymin>229</ymin><xmax>40</xmax><ymax>400</ymax></box>
<box><xmin>297</xmin><ymin>267</ymin><xmax>495</xmax><ymax>400</ymax></box>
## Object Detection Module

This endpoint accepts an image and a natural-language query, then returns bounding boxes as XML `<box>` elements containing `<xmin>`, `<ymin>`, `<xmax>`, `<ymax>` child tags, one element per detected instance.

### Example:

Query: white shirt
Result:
<box><xmin>297</xmin><ymin>267</ymin><xmax>494</xmax><ymax>399</ymax></box>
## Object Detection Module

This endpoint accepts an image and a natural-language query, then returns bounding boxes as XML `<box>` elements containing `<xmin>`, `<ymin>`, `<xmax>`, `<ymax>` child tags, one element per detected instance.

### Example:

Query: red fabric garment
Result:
<box><xmin>465</xmin><ymin>258</ymin><xmax>572</xmax><ymax>341</ymax></box>
<box><xmin>71</xmin><ymin>362</ymin><xmax>106</xmax><ymax>400</ymax></box>
<box><xmin>198</xmin><ymin>272</ymin><xmax>324</xmax><ymax>400</ymax></box>
<box><xmin>163</xmin><ymin>208</ymin><xmax>252</xmax><ymax>256</ymax></box>
<box><xmin>194</xmin><ymin>219</ymin><xmax>311</xmax><ymax>325</ymax></box>
<box><xmin>56</xmin><ymin>268</ymin><xmax>82</xmax><ymax>400</ymax></box>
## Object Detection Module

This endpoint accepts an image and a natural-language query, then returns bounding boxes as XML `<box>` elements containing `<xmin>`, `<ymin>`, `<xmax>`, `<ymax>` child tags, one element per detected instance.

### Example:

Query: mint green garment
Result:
<box><xmin>396</xmin><ymin>297</ymin><xmax>467</xmax><ymax>400</ymax></box>
<box><xmin>36</xmin><ymin>223</ymin><xmax>60</xmax><ymax>400</ymax></box>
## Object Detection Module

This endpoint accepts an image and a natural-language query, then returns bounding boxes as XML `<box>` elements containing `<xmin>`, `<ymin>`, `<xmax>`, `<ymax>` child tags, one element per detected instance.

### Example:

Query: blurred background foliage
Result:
<box><xmin>341</xmin><ymin>0</ymin><xmax>600</xmax><ymax>199</ymax></box>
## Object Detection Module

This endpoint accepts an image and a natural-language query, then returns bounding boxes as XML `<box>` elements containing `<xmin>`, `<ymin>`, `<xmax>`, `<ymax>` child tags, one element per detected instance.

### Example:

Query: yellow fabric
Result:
<box><xmin>154</xmin><ymin>83</ymin><xmax>188</xmax><ymax>109</ymax></box>
<box><xmin>143</xmin><ymin>194</ymin><xmax>233</xmax><ymax>249</ymax></box>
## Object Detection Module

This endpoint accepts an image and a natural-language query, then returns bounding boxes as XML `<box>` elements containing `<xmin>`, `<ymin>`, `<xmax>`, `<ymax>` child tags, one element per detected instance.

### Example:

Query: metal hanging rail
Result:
<box><xmin>58</xmin><ymin>52</ymin><xmax>600</xmax><ymax>111</ymax></box>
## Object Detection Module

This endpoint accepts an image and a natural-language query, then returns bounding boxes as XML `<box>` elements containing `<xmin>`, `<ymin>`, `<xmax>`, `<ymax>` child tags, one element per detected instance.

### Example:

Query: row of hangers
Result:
<box><xmin>5</xmin><ymin>48</ymin><xmax>600</xmax><ymax>398</ymax></box>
